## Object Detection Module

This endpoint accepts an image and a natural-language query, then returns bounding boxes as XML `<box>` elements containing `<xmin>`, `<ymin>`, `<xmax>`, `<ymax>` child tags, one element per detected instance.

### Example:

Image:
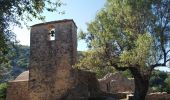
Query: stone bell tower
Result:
<box><xmin>29</xmin><ymin>19</ymin><xmax>77</xmax><ymax>100</ymax></box>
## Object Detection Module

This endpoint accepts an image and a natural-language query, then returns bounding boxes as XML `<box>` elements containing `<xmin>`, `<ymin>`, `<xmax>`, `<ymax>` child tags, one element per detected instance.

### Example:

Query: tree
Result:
<box><xmin>0</xmin><ymin>83</ymin><xmax>7</xmax><ymax>100</ymax></box>
<box><xmin>76</xmin><ymin>50</ymin><xmax>115</xmax><ymax>78</ymax></box>
<box><xmin>0</xmin><ymin>0</ymin><xmax>63</xmax><ymax>63</ymax></box>
<box><xmin>80</xmin><ymin>0</ymin><xmax>170</xmax><ymax>99</ymax></box>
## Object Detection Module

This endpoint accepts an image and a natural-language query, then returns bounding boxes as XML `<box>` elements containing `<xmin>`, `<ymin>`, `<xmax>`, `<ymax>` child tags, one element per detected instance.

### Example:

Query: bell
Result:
<box><xmin>50</xmin><ymin>30</ymin><xmax>55</xmax><ymax>37</ymax></box>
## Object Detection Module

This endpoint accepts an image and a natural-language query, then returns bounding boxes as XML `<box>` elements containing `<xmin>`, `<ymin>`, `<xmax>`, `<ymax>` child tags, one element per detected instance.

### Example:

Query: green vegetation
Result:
<box><xmin>0</xmin><ymin>83</ymin><xmax>7</xmax><ymax>100</ymax></box>
<box><xmin>0</xmin><ymin>45</ymin><xmax>29</xmax><ymax>82</ymax></box>
<box><xmin>76</xmin><ymin>51</ymin><xmax>116</xmax><ymax>78</ymax></box>
<box><xmin>164</xmin><ymin>74</ymin><xmax>170</xmax><ymax>93</ymax></box>
<box><xmin>149</xmin><ymin>71</ymin><xmax>170</xmax><ymax>94</ymax></box>
<box><xmin>150</xmin><ymin>70</ymin><xmax>168</xmax><ymax>92</ymax></box>
<box><xmin>79</xmin><ymin>0</ymin><xmax>170</xmax><ymax>99</ymax></box>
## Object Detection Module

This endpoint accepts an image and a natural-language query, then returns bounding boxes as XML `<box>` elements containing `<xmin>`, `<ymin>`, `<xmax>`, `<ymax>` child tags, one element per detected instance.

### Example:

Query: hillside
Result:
<box><xmin>0</xmin><ymin>45</ymin><xmax>29</xmax><ymax>82</ymax></box>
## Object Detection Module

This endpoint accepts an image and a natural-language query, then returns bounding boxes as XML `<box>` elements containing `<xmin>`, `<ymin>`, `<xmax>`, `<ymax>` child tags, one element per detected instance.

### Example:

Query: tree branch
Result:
<box><xmin>167</xmin><ymin>50</ymin><xmax>170</xmax><ymax>55</ymax></box>
<box><xmin>150</xmin><ymin>59</ymin><xmax>170</xmax><ymax>71</ymax></box>
<box><xmin>109</xmin><ymin>61</ymin><xmax>132</xmax><ymax>71</ymax></box>
<box><xmin>114</xmin><ymin>65</ymin><xmax>131</xmax><ymax>71</ymax></box>
<box><xmin>150</xmin><ymin>63</ymin><xmax>166</xmax><ymax>68</ymax></box>
<box><xmin>167</xmin><ymin>59</ymin><xmax>170</xmax><ymax>62</ymax></box>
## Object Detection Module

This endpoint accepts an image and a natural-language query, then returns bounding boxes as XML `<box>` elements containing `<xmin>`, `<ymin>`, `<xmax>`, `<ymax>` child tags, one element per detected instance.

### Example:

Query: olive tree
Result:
<box><xmin>80</xmin><ymin>0</ymin><xmax>170</xmax><ymax>99</ymax></box>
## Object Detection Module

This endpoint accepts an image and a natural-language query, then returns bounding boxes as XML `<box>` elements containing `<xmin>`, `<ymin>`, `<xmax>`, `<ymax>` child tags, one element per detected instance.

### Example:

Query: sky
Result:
<box><xmin>13</xmin><ymin>0</ymin><xmax>106</xmax><ymax>51</ymax></box>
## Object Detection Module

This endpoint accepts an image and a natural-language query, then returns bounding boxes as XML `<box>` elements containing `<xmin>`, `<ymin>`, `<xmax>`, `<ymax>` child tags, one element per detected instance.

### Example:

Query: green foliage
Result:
<box><xmin>150</xmin><ymin>73</ymin><xmax>170</xmax><ymax>93</ymax></box>
<box><xmin>120</xmin><ymin>34</ymin><xmax>152</xmax><ymax>67</ymax></box>
<box><xmin>121</xmin><ymin>70</ymin><xmax>133</xmax><ymax>78</ymax></box>
<box><xmin>14</xmin><ymin>45</ymin><xmax>29</xmax><ymax>69</ymax></box>
<box><xmin>76</xmin><ymin>50</ymin><xmax>132</xmax><ymax>78</ymax></box>
<box><xmin>0</xmin><ymin>83</ymin><xmax>7</xmax><ymax>100</ymax></box>
<box><xmin>81</xmin><ymin>0</ymin><xmax>156</xmax><ymax>70</ymax></box>
<box><xmin>150</xmin><ymin>70</ymin><xmax>168</xmax><ymax>92</ymax></box>
<box><xmin>0</xmin><ymin>45</ymin><xmax>29</xmax><ymax>82</ymax></box>
<box><xmin>164</xmin><ymin>74</ymin><xmax>170</xmax><ymax>93</ymax></box>
<box><xmin>81</xmin><ymin>0</ymin><xmax>170</xmax><ymax>69</ymax></box>
<box><xmin>79</xmin><ymin>0</ymin><xmax>170</xmax><ymax>98</ymax></box>
<box><xmin>76</xmin><ymin>50</ymin><xmax>115</xmax><ymax>78</ymax></box>
<box><xmin>80</xmin><ymin>0</ymin><xmax>170</xmax><ymax>73</ymax></box>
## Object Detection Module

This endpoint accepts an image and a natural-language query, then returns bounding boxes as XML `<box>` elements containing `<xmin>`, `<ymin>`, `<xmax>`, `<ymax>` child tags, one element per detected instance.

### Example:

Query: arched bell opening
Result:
<box><xmin>48</xmin><ymin>25</ymin><xmax>56</xmax><ymax>41</ymax></box>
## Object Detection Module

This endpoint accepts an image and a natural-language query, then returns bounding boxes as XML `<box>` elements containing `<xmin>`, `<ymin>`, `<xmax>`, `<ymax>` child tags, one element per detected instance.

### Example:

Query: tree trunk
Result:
<box><xmin>130</xmin><ymin>68</ymin><xmax>150</xmax><ymax>100</ymax></box>
<box><xmin>133</xmin><ymin>76</ymin><xmax>149</xmax><ymax>100</ymax></box>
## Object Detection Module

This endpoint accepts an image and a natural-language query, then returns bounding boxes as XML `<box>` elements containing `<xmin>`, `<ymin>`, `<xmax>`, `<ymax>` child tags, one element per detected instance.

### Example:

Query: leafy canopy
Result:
<box><xmin>80</xmin><ymin>0</ymin><xmax>170</xmax><ymax>70</ymax></box>
<box><xmin>79</xmin><ymin>0</ymin><xmax>170</xmax><ymax>99</ymax></box>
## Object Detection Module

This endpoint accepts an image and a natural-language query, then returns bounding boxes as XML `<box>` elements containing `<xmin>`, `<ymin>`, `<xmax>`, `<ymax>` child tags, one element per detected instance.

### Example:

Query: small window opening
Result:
<box><xmin>49</xmin><ymin>28</ymin><xmax>55</xmax><ymax>40</ymax></box>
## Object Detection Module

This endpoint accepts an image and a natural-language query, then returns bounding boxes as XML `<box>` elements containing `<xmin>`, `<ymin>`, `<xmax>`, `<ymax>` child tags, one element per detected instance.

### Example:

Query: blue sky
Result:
<box><xmin>14</xmin><ymin>0</ymin><xmax>106</xmax><ymax>51</ymax></box>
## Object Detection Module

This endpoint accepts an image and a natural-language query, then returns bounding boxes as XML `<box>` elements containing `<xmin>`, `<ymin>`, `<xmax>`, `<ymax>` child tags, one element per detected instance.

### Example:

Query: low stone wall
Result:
<box><xmin>126</xmin><ymin>92</ymin><xmax>170</xmax><ymax>100</ymax></box>
<box><xmin>146</xmin><ymin>93</ymin><xmax>170</xmax><ymax>100</ymax></box>
<box><xmin>6</xmin><ymin>81</ymin><xmax>29</xmax><ymax>100</ymax></box>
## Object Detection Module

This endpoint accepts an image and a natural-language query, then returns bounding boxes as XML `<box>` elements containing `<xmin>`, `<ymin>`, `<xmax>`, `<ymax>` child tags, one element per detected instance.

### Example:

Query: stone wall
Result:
<box><xmin>6</xmin><ymin>70</ymin><xmax>101</xmax><ymax>100</ymax></box>
<box><xmin>127</xmin><ymin>92</ymin><xmax>170</xmax><ymax>100</ymax></box>
<box><xmin>62</xmin><ymin>69</ymin><xmax>101</xmax><ymax>100</ymax></box>
<box><xmin>145</xmin><ymin>93</ymin><xmax>170</xmax><ymax>100</ymax></box>
<box><xmin>29</xmin><ymin>19</ymin><xmax>77</xmax><ymax>100</ymax></box>
<box><xmin>6</xmin><ymin>71</ymin><xmax>29</xmax><ymax>100</ymax></box>
<box><xmin>6</xmin><ymin>20</ymin><xmax>102</xmax><ymax>100</ymax></box>
<box><xmin>98</xmin><ymin>73</ymin><xmax>134</xmax><ymax>93</ymax></box>
<box><xmin>6</xmin><ymin>81</ymin><xmax>29</xmax><ymax>100</ymax></box>
<box><xmin>75</xmin><ymin>69</ymin><xmax>100</xmax><ymax>96</ymax></box>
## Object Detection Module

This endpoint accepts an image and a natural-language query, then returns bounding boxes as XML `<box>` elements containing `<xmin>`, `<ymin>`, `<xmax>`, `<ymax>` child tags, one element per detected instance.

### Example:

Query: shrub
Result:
<box><xmin>0</xmin><ymin>83</ymin><xmax>7</xmax><ymax>100</ymax></box>
<box><xmin>164</xmin><ymin>74</ymin><xmax>170</xmax><ymax>93</ymax></box>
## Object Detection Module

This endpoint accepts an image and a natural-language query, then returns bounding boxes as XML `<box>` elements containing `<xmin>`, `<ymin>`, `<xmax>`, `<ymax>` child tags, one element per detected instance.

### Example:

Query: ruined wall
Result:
<box><xmin>145</xmin><ymin>93</ymin><xmax>170</xmax><ymax>100</ymax></box>
<box><xmin>61</xmin><ymin>69</ymin><xmax>101</xmax><ymax>100</ymax></box>
<box><xmin>98</xmin><ymin>73</ymin><xmax>134</xmax><ymax>93</ymax></box>
<box><xmin>6</xmin><ymin>71</ymin><xmax>29</xmax><ymax>100</ymax></box>
<box><xmin>29</xmin><ymin>20</ymin><xmax>77</xmax><ymax>100</ymax></box>
<box><xmin>127</xmin><ymin>92</ymin><xmax>170</xmax><ymax>100</ymax></box>
<box><xmin>6</xmin><ymin>81</ymin><xmax>29</xmax><ymax>100</ymax></box>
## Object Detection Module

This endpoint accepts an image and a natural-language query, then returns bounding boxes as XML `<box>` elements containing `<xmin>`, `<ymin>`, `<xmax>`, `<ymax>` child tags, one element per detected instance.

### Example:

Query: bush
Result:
<box><xmin>164</xmin><ymin>74</ymin><xmax>170</xmax><ymax>93</ymax></box>
<box><xmin>149</xmin><ymin>70</ymin><xmax>168</xmax><ymax>92</ymax></box>
<box><xmin>0</xmin><ymin>83</ymin><xmax>7</xmax><ymax>100</ymax></box>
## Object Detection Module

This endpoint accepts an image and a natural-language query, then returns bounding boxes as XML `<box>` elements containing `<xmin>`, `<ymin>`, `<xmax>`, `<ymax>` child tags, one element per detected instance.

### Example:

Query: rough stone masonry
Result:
<box><xmin>6</xmin><ymin>19</ymin><xmax>100</xmax><ymax>100</ymax></box>
<box><xmin>29</xmin><ymin>19</ymin><xmax>78</xmax><ymax>100</ymax></box>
